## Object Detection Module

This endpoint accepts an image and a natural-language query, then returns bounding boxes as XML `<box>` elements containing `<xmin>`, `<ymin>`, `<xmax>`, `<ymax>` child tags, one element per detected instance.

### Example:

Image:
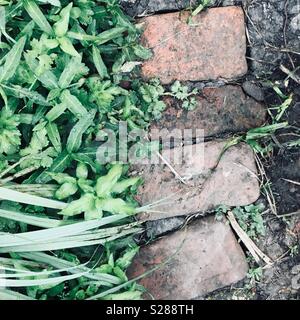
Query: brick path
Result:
<box><xmin>141</xmin><ymin>7</ymin><xmax>247</xmax><ymax>83</ymax></box>
<box><xmin>129</xmin><ymin>6</ymin><xmax>266</xmax><ymax>299</ymax></box>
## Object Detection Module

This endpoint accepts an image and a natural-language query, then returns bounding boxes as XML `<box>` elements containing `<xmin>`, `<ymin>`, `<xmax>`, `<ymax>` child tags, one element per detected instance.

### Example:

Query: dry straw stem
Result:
<box><xmin>282</xmin><ymin>178</ymin><xmax>300</xmax><ymax>186</ymax></box>
<box><xmin>227</xmin><ymin>211</ymin><xmax>273</xmax><ymax>265</ymax></box>
<box><xmin>255</xmin><ymin>154</ymin><xmax>278</xmax><ymax>216</ymax></box>
<box><xmin>280</xmin><ymin>64</ymin><xmax>300</xmax><ymax>84</ymax></box>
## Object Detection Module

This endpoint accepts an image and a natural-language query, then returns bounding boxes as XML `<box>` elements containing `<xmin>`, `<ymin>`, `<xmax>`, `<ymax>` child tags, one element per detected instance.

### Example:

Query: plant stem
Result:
<box><xmin>0</xmin><ymin>157</ymin><xmax>28</xmax><ymax>179</ymax></box>
<box><xmin>0</xmin><ymin>165</ymin><xmax>39</xmax><ymax>184</ymax></box>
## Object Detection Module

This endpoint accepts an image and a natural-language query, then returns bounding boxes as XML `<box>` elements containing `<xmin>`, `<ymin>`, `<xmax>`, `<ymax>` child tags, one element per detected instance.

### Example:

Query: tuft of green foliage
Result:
<box><xmin>232</xmin><ymin>204</ymin><xmax>266</xmax><ymax>241</ymax></box>
<box><xmin>215</xmin><ymin>204</ymin><xmax>266</xmax><ymax>241</ymax></box>
<box><xmin>0</xmin><ymin>0</ymin><xmax>164</xmax><ymax>300</ymax></box>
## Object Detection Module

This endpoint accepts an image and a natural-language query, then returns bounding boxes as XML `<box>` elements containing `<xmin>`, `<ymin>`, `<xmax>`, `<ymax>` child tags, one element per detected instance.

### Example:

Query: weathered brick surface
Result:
<box><xmin>150</xmin><ymin>85</ymin><xmax>266</xmax><ymax>143</ymax></box>
<box><xmin>134</xmin><ymin>141</ymin><xmax>260</xmax><ymax>221</ymax></box>
<box><xmin>140</xmin><ymin>7</ymin><xmax>247</xmax><ymax>83</ymax></box>
<box><xmin>128</xmin><ymin>216</ymin><xmax>248</xmax><ymax>299</ymax></box>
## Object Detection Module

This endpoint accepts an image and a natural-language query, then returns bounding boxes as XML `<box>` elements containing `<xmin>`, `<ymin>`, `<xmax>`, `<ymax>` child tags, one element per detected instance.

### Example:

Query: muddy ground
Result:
<box><xmin>122</xmin><ymin>0</ymin><xmax>300</xmax><ymax>299</ymax></box>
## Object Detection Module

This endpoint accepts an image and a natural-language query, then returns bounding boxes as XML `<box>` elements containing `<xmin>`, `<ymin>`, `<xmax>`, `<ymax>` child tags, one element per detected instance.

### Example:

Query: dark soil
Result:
<box><xmin>265</xmin><ymin>148</ymin><xmax>300</xmax><ymax>214</ymax></box>
<box><xmin>122</xmin><ymin>0</ymin><xmax>300</xmax><ymax>300</ymax></box>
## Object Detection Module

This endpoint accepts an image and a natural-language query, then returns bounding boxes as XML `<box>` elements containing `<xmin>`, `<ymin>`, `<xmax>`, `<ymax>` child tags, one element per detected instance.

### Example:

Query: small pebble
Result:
<box><xmin>242</xmin><ymin>81</ymin><xmax>265</xmax><ymax>102</ymax></box>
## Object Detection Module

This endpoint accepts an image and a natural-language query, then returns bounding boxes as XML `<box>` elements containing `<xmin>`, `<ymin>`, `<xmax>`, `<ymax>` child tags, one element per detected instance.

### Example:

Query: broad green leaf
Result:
<box><xmin>46</xmin><ymin>122</ymin><xmax>62</xmax><ymax>153</ymax></box>
<box><xmin>23</xmin><ymin>0</ymin><xmax>53</xmax><ymax>35</ymax></box>
<box><xmin>33</xmin><ymin>105</ymin><xmax>48</xmax><ymax>124</ymax></box>
<box><xmin>16</xmin><ymin>113</ymin><xmax>34</xmax><ymax>124</ymax></box>
<box><xmin>119</xmin><ymin>61</ymin><xmax>142</xmax><ymax>73</ymax></box>
<box><xmin>53</xmin><ymin>3</ymin><xmax>72</xmax><ymax>37</ymax></box>
<box><xmin>72</xmin><ymin>153</ymin><xmax>99</xmax><ymax>173</ymax></box>
<box><xmin>38</xmin><ymin>0</ymin><xmax>61</xmax><ymax>7</ymax></box>
<box><xmin>16</xmin><ymin>20</ymin><xmax>35</xmax><ymax>41</ymax></box>
<box><xmin>96</xmin><ymin>198</ymin><xmax>136</xmax><ymax>215</ymax></box>
<box><xmin>111</xmin><ymin>177</ymin><xmax>141</xmax><ymax>194</ymax></box>
<box><xmin>0</xmin><ymin>6</ymin><xmax>6</xmax><ymax>32</ymax></box>
<box><xmin>133</xmin><ymin>44</ymin><xmax>152</xmax><ymax>60</ymax></box>
<box><xmin>66</xmin><ymin>110</ymin><xmax>96</xmax><ymax>153</ymax></box>
<box><xmin>95</xmin><ymin>27</ymin><xmax>127</xmax><ymax>45</ymax></box>
<box><xmin>95</xmin><ymin>164</ymin><xmax>123</xmax><ymax>198</ymax></box>
<box><xmin>35</xmin><ymin>151</ymin><xmax>72</xmax><ymax>183</ymax></box>
<box><xmin>0</xmin><ymin>7</ymin><xmax>15</xmax><ymax>43</ymax></box>
<box><xmin>92</xmin><ymin>46</ymin><xmax>108</xmax><ymax>79</ymax></box>
<box><xmin>1</xmin><ymin>84</ymin><xmax>50</xmax><ymax>106</ymax></box>
<box><xmin>67</xmin><ymin>27</ymin><xmax>126</xmax><ymax>44</ymax></box>
<box><xmin>58</xmin><ymin>36</ymin><xmax>79</xmax><ymax>57</ymax></box>
<box><xmin>60</xmin><ymin>89</ymin><xmax>88</xmax><ymax>118</ymax></box>
<box><xmin>47</xmin><ymin>88</ymin><xmax>61</xmax><ymax>101</ymax></box>
<box><xmin>67</xmin><ymin>31</ymin><xmax>101</xmax><ymax>42</ymax></box>
<box><xmin>45</xmin><ymin>102</ymin><xmax>67</xmax><ymax>121</ymax></box>
<box><xmin>116</xmin><ymin>246</ymin><xmax>139</xmax><ymax>270</ymax></box>
<box><xmin>24</xmin><ymin>54</ymin><xmax>59</xmax><ymax>89</ymax></box>
<box><xmin>0</xmin><ymin>36</ymin><xmax>26</xmax><ymax>82</ymax></box>
<box><xmin>58</xmin><ymin>56</ymin><xmax>82</xmax><ymax>88</ymax></box>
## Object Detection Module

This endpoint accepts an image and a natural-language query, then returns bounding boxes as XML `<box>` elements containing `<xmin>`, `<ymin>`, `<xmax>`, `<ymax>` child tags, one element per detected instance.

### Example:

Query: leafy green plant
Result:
<box><xmin>268</xmin><ymin>86</ymin><xmax>293</xmax><ymax>123</ymax></box>
<box><xmin>247</xmin><ymin>266</ymin><xmax>263</xmax><ymax>285</ymax></box>
<box><xmin>289</xmin><ymin>244</ymin><xmax>299</xmax><ymax>258</ymax></box>
<box><xmin>0</xmin><ymin>0</ymin><xmax>163</xmax><ymax>300</ymax></box>
<box><xmin>218</xmin><ymin>121</ymin><xmax>289</xmax><ymax>158</ymax></box>
<box><xmin>169</xmin><ymin>80</ymin><xmax>198</xmax><ymax>110</ymax></box>
<box><xmin>232</xmin><ymin>204</ymin><xmax>266</xmax><ymax>241</ymax></box>
<box><xmin>214</xmin><ymin>204</ymin><xmax>265</xmax><ymax>241</ymax></box>
<box><xmin>188</xmin><ymin>0</ymin><xmax>212</xmax><ymax>25</ymax></box>
<box><xmin>245</xmin><ymin>122</ymin><xmax>288</xmax><ymax>156</ymax></box>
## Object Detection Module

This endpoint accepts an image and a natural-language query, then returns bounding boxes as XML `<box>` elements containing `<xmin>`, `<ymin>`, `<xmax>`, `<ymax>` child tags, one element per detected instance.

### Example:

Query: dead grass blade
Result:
<box><xmin>227</xmin><ymin>211</ymin><xmax>273</xmax><ymax>265</ymax></box>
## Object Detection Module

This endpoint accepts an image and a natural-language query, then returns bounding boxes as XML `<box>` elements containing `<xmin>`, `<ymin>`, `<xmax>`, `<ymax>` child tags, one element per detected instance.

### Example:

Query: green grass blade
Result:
<box><xmin>0</xmin><ymin>208</ymin><xmax>68</xmax><ymax>228</ymax></box>
<box><xmin>0</xmin><ymin>186</ymin><xmax>67</xmax><ymax>209</ymax></box>
<box><xmin>0</xmin><ymin>214</ymin><xmax>128</xmax><ymax>247</ymax></box>
<box><xmin>0</xmin><ymin>289</ymin><xmax>35</xmax><ymax>300</ymax></box>
<box><xmin>1</xmin><ymin>272</ymin><xmax>86</xmax><ymax>287</ymax></box>
<box><xmin>19</xmin><ymin>252</ymin><xmax>122</xmax><ymax>284</ymax></box>
<box><xmin>5</xmin><ymin>184</ymin><xmax>58</xmax><ymax>198</ymax></box>
<box><xmin>0</xmin><ymin>227</ymin><xmax>140</xmax><ymax>252</ymax></box>
<box><xmin>1</xmin><ymin>262</ymin><xmax>90</xmax><ymax>278</ymax></box>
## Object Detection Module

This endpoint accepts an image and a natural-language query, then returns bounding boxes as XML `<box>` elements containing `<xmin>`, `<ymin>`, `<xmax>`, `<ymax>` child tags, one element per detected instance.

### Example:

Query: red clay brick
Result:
<box><xmin>133</xmin><ymin>141</ymin><xmax>260</xmax><ymax>221</ymax></box>
<box><xmin>150</xmin><ymin>85</ymin><xmax>266</xmax><ymax>143</ymax></box>
<box><xmin>128</xmin><ymin>216</ymin><xmax>248</xmax><ymax>299</ymax></box>
<box><xmin>140</xmin><ymin>7</ymin><xmax>247</xmax><ymax>83</ymax></box>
